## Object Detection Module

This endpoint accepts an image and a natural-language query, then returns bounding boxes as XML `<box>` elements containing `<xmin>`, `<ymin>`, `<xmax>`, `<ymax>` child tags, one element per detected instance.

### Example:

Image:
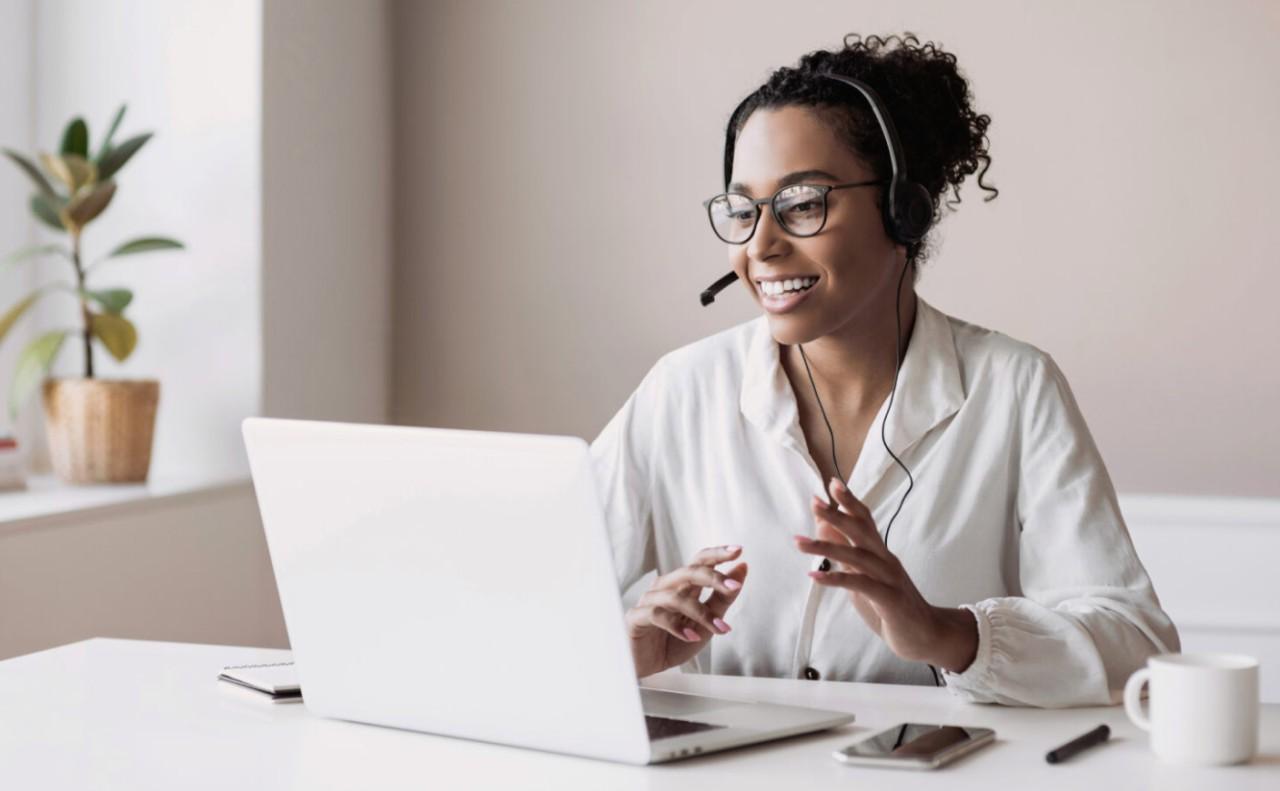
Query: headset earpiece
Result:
<box><xmin>889</xmin><ymin>179</ymin><xmax>933</xmax><ymax>245</ymax></box>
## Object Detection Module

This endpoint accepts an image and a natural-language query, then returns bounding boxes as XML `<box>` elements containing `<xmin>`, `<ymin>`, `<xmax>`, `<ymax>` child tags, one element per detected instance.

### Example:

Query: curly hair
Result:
<box><xmin>727</xmin><ymin>33</ymin><xmax>998</xmax><ymax>272</ymax></box>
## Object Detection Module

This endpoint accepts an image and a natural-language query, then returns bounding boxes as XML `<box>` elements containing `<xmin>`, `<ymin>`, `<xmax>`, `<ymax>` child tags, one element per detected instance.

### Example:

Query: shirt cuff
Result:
<box><xmin>940</xmin><ymin>602</ymin><xmax>996</xmax><ymax>697</ymax></box>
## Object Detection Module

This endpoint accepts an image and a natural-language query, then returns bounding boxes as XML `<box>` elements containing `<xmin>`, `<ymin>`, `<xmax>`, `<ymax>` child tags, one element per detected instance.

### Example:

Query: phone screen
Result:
<box><xmin>839</xmin><ymin>723</ymin><xmax>992</xmax><ymax>763</ymax></box>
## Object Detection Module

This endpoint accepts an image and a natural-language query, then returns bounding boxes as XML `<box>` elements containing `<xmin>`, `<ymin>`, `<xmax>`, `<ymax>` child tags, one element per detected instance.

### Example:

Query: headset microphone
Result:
<box><xmin>700</xmin><ymin>272</ymin><xmax>739</xmax><ymax>306</ymax></box>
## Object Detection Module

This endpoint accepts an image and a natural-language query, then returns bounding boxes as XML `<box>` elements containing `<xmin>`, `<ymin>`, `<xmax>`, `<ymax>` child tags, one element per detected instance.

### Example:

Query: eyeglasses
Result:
<box><xmin>701</xmin><ymin>180</ymin><xmax>886</xmax><ymax>245</ymax></box>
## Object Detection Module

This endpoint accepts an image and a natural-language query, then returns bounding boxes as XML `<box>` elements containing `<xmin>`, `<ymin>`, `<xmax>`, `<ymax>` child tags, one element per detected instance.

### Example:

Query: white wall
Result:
<box><xmin>29</xmin><ymin>0</ymin><xmax>262</xmax><ymax>480</ymax></box>
<box><xmin>390</xmin><ymin>0</ymin><xmax>1280</xmax><ymax>499</ymax></box>
<box><xmin>0</xmin><ymin>0</ymin><xmax>36</xmax><ymax>443</ymax></box>
<box><xmin>1124</xmin><ymin>495</ymin><xmax>1280</xmax><ymax>703</ymax></box>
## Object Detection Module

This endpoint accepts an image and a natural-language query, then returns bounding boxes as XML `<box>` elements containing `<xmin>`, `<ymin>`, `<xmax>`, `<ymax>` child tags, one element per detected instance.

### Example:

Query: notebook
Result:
<box><xmin>217</xmin><ymin>661</ymin><xmax>302</xmax><ymax>702</ymax></box>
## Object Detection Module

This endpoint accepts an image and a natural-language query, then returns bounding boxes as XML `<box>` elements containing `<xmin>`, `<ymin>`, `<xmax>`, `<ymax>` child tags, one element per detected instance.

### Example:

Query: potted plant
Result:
<box><xmin>0</xmin><ymin>105</ymin><xmax>183</xmax><ymax>484</ymax></box>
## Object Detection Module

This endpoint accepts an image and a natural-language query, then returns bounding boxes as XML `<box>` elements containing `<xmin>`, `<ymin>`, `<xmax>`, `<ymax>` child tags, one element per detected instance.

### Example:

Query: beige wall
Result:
<box><xmin>0</xmin><ymin>485</ymin><xmax>287</xmax><ymax>660</ymax></box>
<box><xmin>263</xmin><ymin>0</ymin><xmax>394</xmax><ymax>424</ymax></box>
<box><xmin>392</xmin><ymin>0</ymin><xmax>1280</xmax><ymax>498</ymax></box>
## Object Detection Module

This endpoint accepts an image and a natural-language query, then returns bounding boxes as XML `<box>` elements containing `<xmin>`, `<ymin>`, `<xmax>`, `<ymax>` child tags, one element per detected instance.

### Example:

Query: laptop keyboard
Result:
<box><xmin>644</xmin><ymin>714</ymin><xmax>726</xmax><ymax>741</ymax></box>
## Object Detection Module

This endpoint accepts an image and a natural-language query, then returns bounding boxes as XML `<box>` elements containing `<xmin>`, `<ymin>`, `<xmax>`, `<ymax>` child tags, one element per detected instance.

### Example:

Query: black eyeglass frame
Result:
<box><xmin>701</xmin><ymin>179</ymin><xmax>886</xmax><ymax>245</ymax></box>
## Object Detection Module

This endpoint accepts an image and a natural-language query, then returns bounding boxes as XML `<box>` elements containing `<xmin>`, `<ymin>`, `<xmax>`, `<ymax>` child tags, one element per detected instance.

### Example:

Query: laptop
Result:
<box><xmin>241</xmin><ymin>417</ymin><xmax>854</xmax><ymax>764</ymax></box>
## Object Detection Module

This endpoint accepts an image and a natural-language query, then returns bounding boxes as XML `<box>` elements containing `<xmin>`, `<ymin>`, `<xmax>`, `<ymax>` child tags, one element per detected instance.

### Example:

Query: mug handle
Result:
<box><xmin>1124</xmin><ymin>667</ymin><xmax>1152</xmax><ymax>732</ymax></box>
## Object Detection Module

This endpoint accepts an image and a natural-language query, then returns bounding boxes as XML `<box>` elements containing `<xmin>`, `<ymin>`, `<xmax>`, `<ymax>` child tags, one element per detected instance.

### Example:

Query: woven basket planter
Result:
<box><xmin>41</xmin><ymin>378</ymin><xmax>160</xmax><ymax>484</ymax></box>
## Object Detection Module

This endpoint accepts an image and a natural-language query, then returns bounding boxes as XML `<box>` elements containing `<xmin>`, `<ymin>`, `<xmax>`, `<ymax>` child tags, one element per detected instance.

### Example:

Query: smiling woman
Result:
<box><xmin>590</xmin><ymin>32</ymin><xmax>1180</xmax><ymax>708</ymax></box>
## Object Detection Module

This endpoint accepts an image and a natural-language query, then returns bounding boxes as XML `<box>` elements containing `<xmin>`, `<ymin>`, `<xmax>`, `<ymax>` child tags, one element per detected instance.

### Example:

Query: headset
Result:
<box><xmin>697</xmin><ymin>72</ymin><xmax>943</xmax><ymax>687</ymax></box>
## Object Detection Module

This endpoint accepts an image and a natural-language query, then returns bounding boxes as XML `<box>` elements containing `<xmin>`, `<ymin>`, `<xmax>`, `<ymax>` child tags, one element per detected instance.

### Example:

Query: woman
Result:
<box><xmin>589</xmin><ymin>33</ymin><xmax>1179</xmax><ymax>707</ymax></box>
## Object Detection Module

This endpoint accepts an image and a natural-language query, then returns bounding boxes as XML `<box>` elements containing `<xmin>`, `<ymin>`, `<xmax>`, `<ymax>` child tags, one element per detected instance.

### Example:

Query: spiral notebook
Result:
<box><xmin>217</xmin><ymin>661</ymin><xmax>302</xmax><ymax>703</ymax></box>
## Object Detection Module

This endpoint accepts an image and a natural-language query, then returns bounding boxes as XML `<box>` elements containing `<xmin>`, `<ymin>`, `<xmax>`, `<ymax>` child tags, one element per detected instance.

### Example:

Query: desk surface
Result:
<box><xmin>0</xmin><ymin>639</ymin><xmax>1275</xmax><ymax>790</ymax></box>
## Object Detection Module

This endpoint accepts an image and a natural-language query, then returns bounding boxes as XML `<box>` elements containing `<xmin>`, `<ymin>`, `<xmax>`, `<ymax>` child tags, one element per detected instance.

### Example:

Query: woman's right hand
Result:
<box><xmin>624</xmin><ymin>545</ymin><xmax>748</xmax><ymax>678</ymax></box>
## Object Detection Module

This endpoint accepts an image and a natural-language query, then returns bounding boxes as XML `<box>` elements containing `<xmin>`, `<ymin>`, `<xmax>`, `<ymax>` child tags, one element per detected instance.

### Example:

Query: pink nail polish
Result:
<box><xmin>725</xmin><ymin>578</ymin><xmax>741</xmax><ymax>590</ymax></box>
<box><xmin>713</xmin><ymin>618</ymin><xmax>731</xmax><ymax>633</ymax></box>
<box><xmin>682</xmin><ymin>627</ymin><xmax>701</xmax><ymax>642</ymax></box>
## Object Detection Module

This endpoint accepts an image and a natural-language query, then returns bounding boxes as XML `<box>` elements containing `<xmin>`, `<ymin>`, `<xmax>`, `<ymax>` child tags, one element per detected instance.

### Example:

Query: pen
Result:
<box><xmin>1045</xmin><ymin>724</ymin><xmax>1110</xmax><ymax>764</ymax></box>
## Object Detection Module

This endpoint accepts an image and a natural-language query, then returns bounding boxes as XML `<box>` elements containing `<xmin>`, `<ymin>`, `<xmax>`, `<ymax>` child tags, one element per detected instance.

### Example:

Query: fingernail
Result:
<box><xmin>808</xmin><ymin>570</ymin><xmax>826</xmax><ymax>579</ymax></box>
<box><xmin>713</xmin><ymin>618</ymin><xmax>731</xmax><ymax>633</ymax></box>
<box><xmin>682</xmin><ymin>627</ymin><xmax>701</xmax><ymax>642</ymax></box>
<box><xmin>793</xmin><ymin>534</ymin><xmax>812</xmax><ymax>544</ymax></box>
<box><xmin>723</xmin><ymin>544</ymin><xmax>742</xmax><ymax>551</ymax></box>
<box><xmin>830</xmin><ymin>477</ymin><xmax>845</xmax><ymax>492</ymax></box>
<box><xmin>725</xmin><ymin>578</ymin><xmax>742</xmax><ymax>590</ymax></box>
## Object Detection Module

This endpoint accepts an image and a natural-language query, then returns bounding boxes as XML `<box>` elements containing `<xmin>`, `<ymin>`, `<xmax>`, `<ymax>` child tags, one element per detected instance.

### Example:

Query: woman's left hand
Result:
<box><xmin>793</xmin><ymin>477</ymin><xmax>977</xmax><ymax>672</ymax></box>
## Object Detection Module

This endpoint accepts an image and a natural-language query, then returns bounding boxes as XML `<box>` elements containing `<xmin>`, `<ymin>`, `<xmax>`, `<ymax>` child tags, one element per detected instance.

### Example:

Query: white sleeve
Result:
<box><xmin>588</xmin><ymin>357</ymin><xmax>669</xmax><ymax>593</ymax></box>
<box><xmin>941</xmin><ymin>352</ymin><xmax>1181</xmax><ymax>707</ymax></box>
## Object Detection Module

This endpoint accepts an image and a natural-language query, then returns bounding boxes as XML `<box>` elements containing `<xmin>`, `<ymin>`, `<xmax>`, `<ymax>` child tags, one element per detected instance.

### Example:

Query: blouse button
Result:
<box><xmin>804</xmin><ymin>667</ymin><xmax>821</xmax><ymax>681</ymax></box>
<box><xmin>818</xmin><ymin>558</ymin><xmax>831</xmax><ymax>573</ymax></box>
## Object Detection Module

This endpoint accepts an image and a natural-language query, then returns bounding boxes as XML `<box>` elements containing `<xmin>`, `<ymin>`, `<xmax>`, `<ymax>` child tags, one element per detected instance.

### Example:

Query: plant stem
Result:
<box><xmin>71</xmin><ymin>232</ymin><xmax>94</xmax><ymax>378</ymax></box>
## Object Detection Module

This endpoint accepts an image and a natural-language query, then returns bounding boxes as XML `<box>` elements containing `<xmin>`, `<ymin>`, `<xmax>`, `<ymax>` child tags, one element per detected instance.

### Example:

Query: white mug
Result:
<box><xmin>1124</xmin><ymin>652</ymin><xmax>1259</xmax><ymax>765</ymax></box>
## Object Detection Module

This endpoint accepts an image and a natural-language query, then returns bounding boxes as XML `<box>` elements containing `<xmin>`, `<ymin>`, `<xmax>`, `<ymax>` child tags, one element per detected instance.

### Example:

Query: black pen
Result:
<box><xmin>1045</xmin><ymin>724</ymin><xmax>1110</xmax><ymax>764</ymax></box>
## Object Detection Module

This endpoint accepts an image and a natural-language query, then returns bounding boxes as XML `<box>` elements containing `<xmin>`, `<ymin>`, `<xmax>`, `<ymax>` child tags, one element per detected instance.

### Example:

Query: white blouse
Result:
<box><xmin>589</xmin><ymin>296</ymin><xmax>1180</xmax><ymax>708</ymax></box>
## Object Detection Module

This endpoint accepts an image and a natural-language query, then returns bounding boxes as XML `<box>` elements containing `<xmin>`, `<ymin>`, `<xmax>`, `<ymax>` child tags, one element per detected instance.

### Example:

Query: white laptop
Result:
<box><xmin>241</xmin><ymin>417</ymin><xmax>854</xmax><ymax>765</ymax></box>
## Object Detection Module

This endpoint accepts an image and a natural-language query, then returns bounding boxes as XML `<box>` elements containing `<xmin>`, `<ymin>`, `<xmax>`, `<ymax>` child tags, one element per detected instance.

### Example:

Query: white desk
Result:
<box><xmin>0</xmin><ymin>639</ymin><xmax>1275</xmax><ymax>789</ymax></box>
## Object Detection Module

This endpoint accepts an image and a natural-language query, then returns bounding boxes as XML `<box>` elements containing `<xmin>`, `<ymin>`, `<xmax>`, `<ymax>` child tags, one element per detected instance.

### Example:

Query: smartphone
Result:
<box><xmin>833</xmin><ymin>723</ymin><xmax>996</xmax><ymax>770</ymax></box>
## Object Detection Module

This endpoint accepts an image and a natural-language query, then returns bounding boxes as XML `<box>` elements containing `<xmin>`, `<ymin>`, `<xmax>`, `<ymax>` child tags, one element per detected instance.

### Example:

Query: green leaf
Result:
<box><xmin>30</xmin><ymin>194</ymin><xmax>66</xmax><ymax>231</ymax></box>
<box><xmin>0</xmin><ymin>292</ymin><xmax>42</xmax><ymax>345</ymax></box>
<box><xmin>82</xmin><ymin>288</ymin><xmax>133</xmax><ymax>314</ymax></box>
<box><xmin>9</xmin><ymin>330</ymin><xmax>67</xmax><ymax>421</ymax></box>
<box><xmin>66</xmin><ymin>180</ymin><xmax>116</xmax><ymax>228</ymax></box>
<box><xmin>90</xmin><ymin>311</ymin><xmax>137</xmax><ymax>362</ymax></box>
<box><xmin>60</xmin><ymin>118</ymin><xmax>89</xmax><ymax>158</ymax></box>
<box><xmin>2</xmin><ymin>149</ymin><xmax>58</xmax><ymax>198</ymax></box>
<box><xmin>107</xmin><ymin>236</ymin><xmax>185</xmax><ymax>258</ymax></box>
<box><xmin>97</xmin><ymin>105</ymin><xmax>127</xmax><ymax>162</ymax></box>
<box><xmin>97</xmin><ymin>132</ymin><xmax>152</xmax><ymax>181</ymax></box>
<box><xmin>1</xmin><ymin>243</ymin><xmax>70</xmax><ymax>269</ymax></box>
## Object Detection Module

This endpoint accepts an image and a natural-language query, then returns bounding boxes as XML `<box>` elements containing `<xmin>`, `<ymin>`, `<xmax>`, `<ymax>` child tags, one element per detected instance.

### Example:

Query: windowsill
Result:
<box><xmin>0</xmin><ymin>473</ymin><xmax>253</xmax><ymax>530</ymax></box>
